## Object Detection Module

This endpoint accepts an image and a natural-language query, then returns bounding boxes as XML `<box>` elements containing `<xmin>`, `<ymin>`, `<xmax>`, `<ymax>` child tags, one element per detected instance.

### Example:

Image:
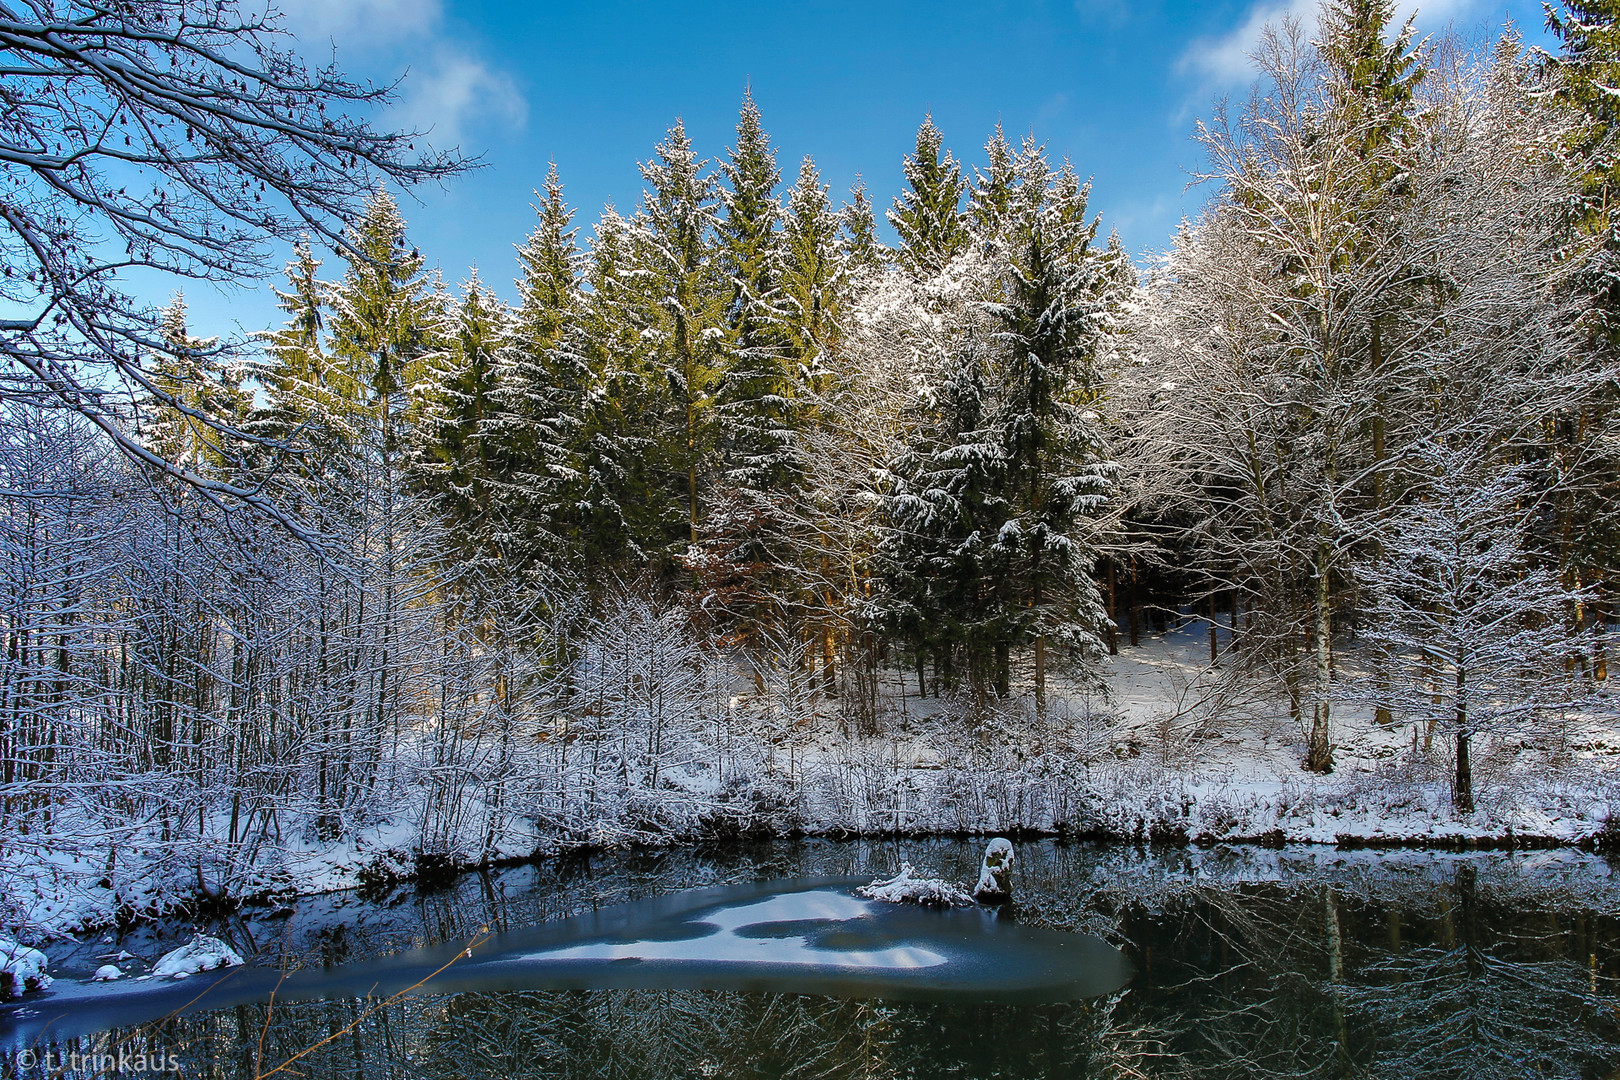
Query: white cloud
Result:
<box><xmin>397</xmin><ymin>47</ymin><xmax>528</xmax><ymax>151</ymax></box>
<box><xmin>1177</xmin><ymin>1</ymin><xmax>1315</xmax><ymax>89</ymax></box>
<box><xmin>1175</xmin><ymin>0</ymin><xmax>1493</xmax><ymax>92</ymax></box>
<box><xmin>267</xmin><ymin>0</ymin><xmax>528</xmax><ymax>152</ymax></box>
<box><xmin>273</xmin><ymin>0</ymin><xmax>444</xmax><ymax>47</ymax></box>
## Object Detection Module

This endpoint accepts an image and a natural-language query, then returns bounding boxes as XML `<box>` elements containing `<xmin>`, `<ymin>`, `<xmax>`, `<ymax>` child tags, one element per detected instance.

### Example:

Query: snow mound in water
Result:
<box><xmin>858</xmin><ymin>863</ymin><xmax>974</xmax><ymax>907</ymax></box>
<box><xmin>91</xmin><ymin>964</ymin><xmax>123</xmax><ymax>981</ymax></box>
<box><xmin>0</xmin><ymin>938</ymin><xmax>51</xmax><ymax>999</ymax></box>
<box><xmin>150</xmin><ymin>935</ymin><xmax>244</xmax><ymax>979</ymax></box>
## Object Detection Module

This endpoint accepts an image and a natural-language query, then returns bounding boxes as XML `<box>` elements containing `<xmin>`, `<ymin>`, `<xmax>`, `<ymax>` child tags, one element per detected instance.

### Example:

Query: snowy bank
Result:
<box><xmin>4</xmin><ymin>754</ymin><xmax>1616</xmax><ymax>943</ymax></box>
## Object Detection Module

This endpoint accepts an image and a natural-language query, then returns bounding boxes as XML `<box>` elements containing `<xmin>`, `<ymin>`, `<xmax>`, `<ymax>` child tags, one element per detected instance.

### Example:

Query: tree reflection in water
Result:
<box><xmin>11</xmin><ymin>843</ymin><xmax>1620</xmax><ymax>1080</ymax></box>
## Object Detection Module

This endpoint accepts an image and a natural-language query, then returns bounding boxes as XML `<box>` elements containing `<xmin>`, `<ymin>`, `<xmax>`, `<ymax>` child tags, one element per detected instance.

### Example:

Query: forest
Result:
<box><xmin>4</xmin><ymin>0</ymin><xmax>1620</xmax><ymax>930</ymax></box>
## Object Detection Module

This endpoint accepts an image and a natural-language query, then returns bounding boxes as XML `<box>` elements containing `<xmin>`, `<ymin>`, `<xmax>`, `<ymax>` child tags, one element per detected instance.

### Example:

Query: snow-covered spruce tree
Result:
<box><xmin>875</xmin><ymin>137</ymin><xmax>1118</xmax><ymax>715</ymax></box>
<box><xmin>626</xmin><ymin>122</ymin><xmax>729</xmax><ymax>562</ymax></box>
<box><xmin>781</xmin><ymin>158</ymin><xmax>849</xmax><ymax>389</ymax></box>
<box><xmin>968</xmin><ymin>125</ymin><xmax>1019</xmax><ymax>247</ymax></box>
<box><xmin>139</xmin><ymin>296</ymin><xmax>249</xmax><ymax>476</ymax></box>
<box><xmin>715</xmin><ymin>91</ymin><xmax>795</xmax><ymax>493</ymax></box>
<box><xmin>561</xmin><ymin>208</ymin><xmax>680</xmax><ymax>579</ymax></box>
<box><xmin>480</xmin><ymin>163</ymin><xmax>587</xmax><ymax>578</ymax></box>
<box><xmin>251</xmin><ymin>240</ymin><xmax>365</xmax><ymax>481</ymax></box>
<box><xmin>1357</xmin><ymin>442</ymin><xmax>1589</xmax><ymax>813</ymax></box>
<box><xmin>693</xmin><ymin>94</ymin><xmax>802</xmax><ymax>648</ymax></box>
<box><xmin>982</xmin><ymin>159</ymin><xmax>1118</xmax><ymax>723</ymax></box>
<box><xmin>889</xmin><ymin>116</ymin><xmax>970</xmax><ymax>281</ymax></box>
<box><xmin>780</xmin><ymin>156</ymin><xmax>855</xmax><ymax>691</ymax></box>
<box><xmin>411</xmin><ymin>272</ymin><xmax>508</xmax><ymax>566</ymax></box>
<box><xmin>305</xmin><ymin>188</ymin><xmax>447</xmax><ymax>838</ymax></box>
<box><xmin>1539</xmin><ymin>2</ymin><xmax>1620</xmax><ymax>667</ymax></box>
<box><xmin>876</xmin><ymin>312</ymin><xmax>1007</xmax><ymax>702</ymax></box>
<box><xmin>841</xmin><ymin>177</ymin><xmax>887</xmax><ymax>274</ymax></box>
<box><xmin>246</xmin><ymin>239</ymin><xmax>424</xmax><ymax>842</ymax></box>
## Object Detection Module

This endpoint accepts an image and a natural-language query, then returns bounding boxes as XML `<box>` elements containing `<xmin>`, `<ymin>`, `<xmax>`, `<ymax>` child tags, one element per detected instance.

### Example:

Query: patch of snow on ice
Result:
<box><xmin>859</xmin><ymin>863</ymin><xmax>974</xmax><ymax>908</ymax></box>
<box><xmin>150</xmin><ymin>934</ymin><xmax>244</xmax><ymax>979</ymax></box>
<box><xmin>524</xmin><ymin>888</ymin><xmax>947</xmax><ymax>970</ymax></box>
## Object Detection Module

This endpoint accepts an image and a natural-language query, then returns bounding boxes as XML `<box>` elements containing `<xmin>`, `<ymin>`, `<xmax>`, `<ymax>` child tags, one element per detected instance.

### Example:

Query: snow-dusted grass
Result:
<box><xmin>4</xmin><ymin>619</ymin><xmax>1616</xmax><ymax>943</ymax></box>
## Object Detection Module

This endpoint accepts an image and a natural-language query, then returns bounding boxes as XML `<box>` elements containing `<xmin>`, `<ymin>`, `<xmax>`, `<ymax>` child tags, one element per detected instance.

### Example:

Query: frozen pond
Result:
<box><xmin>3</xmin><ymin>839</ymin><xmax>1619</xmax><ymax>1078</ymax></box>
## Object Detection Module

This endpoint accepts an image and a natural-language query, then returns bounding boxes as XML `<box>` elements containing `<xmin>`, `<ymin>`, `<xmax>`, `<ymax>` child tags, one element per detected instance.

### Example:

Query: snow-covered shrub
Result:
<box><xmin>0</xmin><ymin>939</ymin><xmax>50</xmax><ymax>1000</ymax></box>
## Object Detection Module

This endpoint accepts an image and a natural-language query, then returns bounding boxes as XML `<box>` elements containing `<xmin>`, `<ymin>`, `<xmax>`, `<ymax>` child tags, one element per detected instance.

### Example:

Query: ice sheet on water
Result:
<box><xmin>0</xmin><ymin>878</ymin><xmax>1132</xmax><ymax>1048</ymax></box>
<box><xmin>527</xmin><ymin>888</ymin><xmax>947</xmax><ymax>970</ymax></box>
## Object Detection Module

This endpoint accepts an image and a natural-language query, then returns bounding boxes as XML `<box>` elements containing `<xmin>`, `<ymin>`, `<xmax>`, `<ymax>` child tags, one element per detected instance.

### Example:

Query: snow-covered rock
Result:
<box><xmin>858</xmin><ymin>863</ymin><xmax>974</xmax><ymax>907</ymax></box>
<box><xmin>0</xmin><ymin>939</ymin><xmax>51</xmax><ymax>1000</ymax></box>
<box><xmin>91</xmin><ymin>964</ymin><xmax>123</xmax><ymax>981</ymax></box>
<box><xmin>150</xmin><ymin>935</ymin><xmax>244</xmax><ymax>979</ymax></box>
<box><xmin>973</xmin><ymin>837</ymin><xmax>1015</xmax><ymax>903</ymax></box>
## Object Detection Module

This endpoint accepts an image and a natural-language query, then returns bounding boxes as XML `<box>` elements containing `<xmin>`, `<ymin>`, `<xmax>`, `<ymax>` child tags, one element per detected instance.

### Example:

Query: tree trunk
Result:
<box><xmin>1307</xmin><ymin>544</ymin><xmax>1334</xmax><ymax>773</ymax></box>
<box><xmin>1106</xmin><ymin>559</ymin><xmax>1119</xmax><ymax>656</ymax></box>
<box><xmin>1454</xmin><ymin>665</ymin><xmax>1473</xmax><ymax>813</ymax></box>
<box><xmin>1034</xmin><ymin>634</ymin><xmax>1046</xmax><ymax>725</ymax></box>
<box><xmin>820</xmin><ymin>623</ymin><xmax>836</xmax><ymax>697</ymax></box>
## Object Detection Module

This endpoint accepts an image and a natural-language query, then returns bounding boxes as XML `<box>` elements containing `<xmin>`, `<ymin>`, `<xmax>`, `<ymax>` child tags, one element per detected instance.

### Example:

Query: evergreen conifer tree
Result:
<box><xmin>414</xmin><ymin>272</ymin><xmax>508</xmax><ymax>551</ymax></box>
<box><xmin>327</xmin><ymin>186</ymin><xmax>443</xmax><ymax>462</ymax></box>
<box><xmin>889</xmin><ymin>116</ymin><xmax>969</xmax><ymax>279</ymax></box>
<box><xmin>1541</xmin><ymin>2</ymin><xmax>1620</xmax><ymax>626</ymax></box>
<box><xmin>141</xmin><ymin>295</ymin><xmax>247</xmax><ymax>476</ymax></box>
<box><xmin>572</xmin><ymin>208</ymin><xmax>674</xmax><ymax>574</ymax></box>
<box><xmin>254</xmin><ymin>242</ymin><xmax>360</xmax><ymax>458</ymax></box>
<box><xmin>877</xmin><ymin>329</ymin><xmax>1009</xmax><ymax>701</ymax></box>
<box><xmin>482</xmin><ymin>164</ymin><xmax>588</xmax><ymax>572</ymax></box>
<box><xmin>984</xmin><ymin>158</ymin><xmax>1116</xmax><ymax>718</ymax></box>
<box><xmin>841</xmin><ymin>177</ymin><xmax>885</xmax><ymax>273</ymax></box>
<box><xmin>629</xmin><ymin>120</ymin><xmax>728</xmax><ymax>557</ymax></box>
<box><xmin>781</xmin><ymin>157</ymin><xmax>847</xmax><ymax>382</ymax></box>
<box><xmin>715</xmin><ymin>91</ymin><xmax>796</xmax><ymax>496</ymax></box>
<box><xmin>968</xmin><ymin>124</ymin><xmax>1018</xmax><ymax>244</ymax></box>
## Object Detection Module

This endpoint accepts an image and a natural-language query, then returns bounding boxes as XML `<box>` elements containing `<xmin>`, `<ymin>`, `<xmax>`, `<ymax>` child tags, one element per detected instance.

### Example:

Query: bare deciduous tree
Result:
<box><xmin>0</xmin><ymin>0</ymin><xmax>465</xmax><ymax>531</ymax></box>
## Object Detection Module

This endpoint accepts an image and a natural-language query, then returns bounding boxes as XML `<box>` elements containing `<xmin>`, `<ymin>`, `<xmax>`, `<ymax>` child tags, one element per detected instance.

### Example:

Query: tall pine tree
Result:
<box><xmin>889</xmin><ymin>116</ymin><xmax>969</xmax><ymax>280</ymax></box>
<box><xmin>629</xmin><ymin>121</ymin><xmax>728</xmax><ymax>558</ymax></box>
<box><xmin>483</xmin><ymin>164</ymin><xmax>588</xmax><ymax>573</ymax></box>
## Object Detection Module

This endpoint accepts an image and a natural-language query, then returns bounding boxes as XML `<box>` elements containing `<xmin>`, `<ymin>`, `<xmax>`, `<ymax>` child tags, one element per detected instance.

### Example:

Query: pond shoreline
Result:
<box><xmin>7</xmin><ymin>759</ymin><xmax>1619</xmax><ymax>943</ymax></box>
<box><xmin>13</xmin><ymin>815</ymin><xmax>1617</xmax><ymax>945</ymax></box>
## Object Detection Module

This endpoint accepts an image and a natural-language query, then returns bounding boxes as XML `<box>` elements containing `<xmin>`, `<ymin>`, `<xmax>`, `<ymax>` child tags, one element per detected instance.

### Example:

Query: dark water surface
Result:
<box><xmin>3</xmin><ymin>839</ymin><xmax>1619</xmax><ymax>1078</ymax></box>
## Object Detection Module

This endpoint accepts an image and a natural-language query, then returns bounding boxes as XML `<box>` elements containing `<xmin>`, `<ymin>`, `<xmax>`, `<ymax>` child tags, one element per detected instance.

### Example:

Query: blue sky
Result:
<box><xmin>174</xmin><ymin>0</ymin><xmax>1557</xmax><ymax>342</ymax></box>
